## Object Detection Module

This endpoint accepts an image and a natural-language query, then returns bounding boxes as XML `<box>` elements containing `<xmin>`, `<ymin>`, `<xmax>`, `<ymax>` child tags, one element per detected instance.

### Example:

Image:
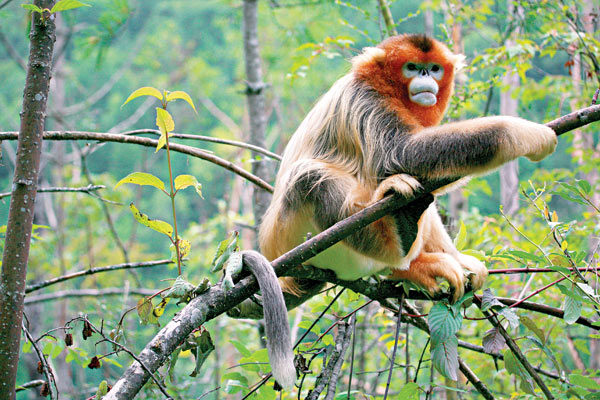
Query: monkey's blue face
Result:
<box><xmin>402</xmin><ymin>62</ymin><xmax>444</xmax><ymax>107</ymax></box>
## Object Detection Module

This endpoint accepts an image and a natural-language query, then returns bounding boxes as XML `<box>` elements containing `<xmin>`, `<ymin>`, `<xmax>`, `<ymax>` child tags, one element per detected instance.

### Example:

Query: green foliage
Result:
<box><xmin>3</xmin><ymin>0</ymin><xmax>600</xmax><ymax>398</ymax></box>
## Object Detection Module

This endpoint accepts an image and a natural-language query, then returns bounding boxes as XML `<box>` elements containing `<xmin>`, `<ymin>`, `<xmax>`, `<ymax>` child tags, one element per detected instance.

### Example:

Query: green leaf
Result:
<box><xmin>21</xmin><ymin>4</ymin><xmax>44</xmax><ymax>12</ymax></box>
<box><xmin>155</xmin><ymin>108</ymin><xmax>175</xmax><ymax>152</ymax></box>
<box><xmin>480</xmin><ymin>288</ymin><xmax>504</xmax><ymax>312</ymax></box>
<box><xmin>576</xmin><ymin>179</ymin><xmax>592</xmax><ymax>195</ymax></box>
<box><xmin>396</xmin><ymin>382</ymin><xmax>420</xmax><ymax>400</ymax></box>
<box><xmin>222</xmin><ymin>251</ymin><xmax>243</xmax><ymax>291</ymax></box>
<box><xmin>431</xmin><ymin>335</ymin><xmax>458</xmax><ymax>381</ymax></box>
<box><xmin>563</xmin><ymin>296</ymin><xmax>582</xmax><ymax>324</ymax></box>
<box><xmin>122</xmin><ymin>87</ymin><xmax>163</xmax><ymax>107</ymax></box>
<box><xmin>115</xmin><ymin>172</ymin><xmax>166</xmax><ymax>192</ymax></box>
<box><xmin>163</xmin><ymin>275</ymin><xmax>194</xmax><ymax>299</ymax></box>
<box><xmin>50</xmin><ymin>0</ymin><xmax>90</xmax><ymax>13</ymax></box>
<box><xmin>570</xmin><ymin>374</ymin><xmax>600</xmax><ymax>390</ymax></box>
<box><xmin>506</xmin><ymin>250</ymin><xmax>545</xmax><ymax>264</ymax></box>
<box><xmin>498</xmin><ymin>307</ymin><xmax>520</xmax><ymax>330</ymax></box>
<box><xmin>428</xmin><ymin>303</ymin><xmax>462</xmax><ymax>344</ymax></box>
<box><xmin>174</xmin><ymin>174</ymin><xmax>202</xmax><ymax>197</ymax></box>
<box><xmin>129</xmin><ymin>203</ymin><xmax>173</xmax><ymax>238</ymax></box>
<box><xmin>22</xmin><ymin>340</ymin><xmax>32</xmax><ymax>353</ymax></box>
<box><xmin>482</xmin><ymin>327</ymin><xmax>506</xmax><ymax>354</ymax></box>
<box><xmin>230</xmin><ymin>340</ymin><xmax>252</xmax><ymax>357</ymax></box>
<box><xmin>166</xmin><ymin>90</ymin><xmax>196</xmax><ymax>112</ymax></box>
<box><xmin>453</xmin><ymin>221</ymin><xmax>467</xmax><ymax>250</ymax></box>
<box><xmin>210</xmin><ymin>232</ymin><xmax>239</xmax><ymax>272</ymax></box>
<box><xmin>521</xmin><ymin>316</ymin><xmax>546</xmax><ymax>345</ymax></box>
<box><xmin>156</xmin><ymin>107</ymin><xmax>174</xmax><ymax>134</ymax></box>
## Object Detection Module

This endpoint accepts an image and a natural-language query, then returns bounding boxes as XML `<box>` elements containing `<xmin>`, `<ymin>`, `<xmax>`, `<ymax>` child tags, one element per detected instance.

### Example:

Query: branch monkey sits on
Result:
<box><xmin>245</xmin><ymin>34</ymin><xmax>557</xmax><ymax>389</ymax></box>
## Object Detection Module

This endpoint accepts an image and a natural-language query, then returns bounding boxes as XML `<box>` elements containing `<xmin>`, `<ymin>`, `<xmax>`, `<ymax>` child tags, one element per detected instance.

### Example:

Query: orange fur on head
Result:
<box><xmin>352</xmin><ymin>34</ymin><xmax>461</xmax><ymax>128</ymax></box>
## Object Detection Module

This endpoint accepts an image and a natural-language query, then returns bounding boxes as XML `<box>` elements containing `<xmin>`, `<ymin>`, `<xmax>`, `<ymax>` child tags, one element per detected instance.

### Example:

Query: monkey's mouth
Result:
<box><xmin>409</xmin><ymin>91</ymin><xmax>437</xmax><ymax>107</ymax></box>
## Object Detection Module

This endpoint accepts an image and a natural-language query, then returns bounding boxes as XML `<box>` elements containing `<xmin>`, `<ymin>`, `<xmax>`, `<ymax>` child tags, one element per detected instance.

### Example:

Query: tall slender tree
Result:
<box><xmin>0</xmin><ymin>1</ymin><xmax>56</xmax><ymax>398</ymax></box>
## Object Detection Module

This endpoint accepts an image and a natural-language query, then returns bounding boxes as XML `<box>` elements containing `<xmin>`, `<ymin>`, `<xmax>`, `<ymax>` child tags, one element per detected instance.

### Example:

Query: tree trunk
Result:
<box><xmin>0</xmin><ymin>2</ymin><xmax>56</xmax><ymax>398</ymax></box>
<box><xmin>499</xmin><ymin>3</ymin><xmax>521</xmax><ymax>216</ymax></box>
<box><xmin>242</xmin><ymin>0</ymin><xmax>272</xmax><ymax>227</ymax></box>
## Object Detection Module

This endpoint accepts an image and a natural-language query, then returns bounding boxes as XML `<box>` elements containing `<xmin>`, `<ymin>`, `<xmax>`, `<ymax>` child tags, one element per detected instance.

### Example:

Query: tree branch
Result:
<box><xmin>25</xmin><ymin>259</ymin><xmax>172</xmax><ymax>293</ymax></box>
<box><xmin>0</xmin><ymin>184</ymin><xmax>105</xmax><ymax>200</ymax></box>
<box><xmin>24</xmin><ymin>288</ymin><xmax>156</xmax><ymax>305</ymax></box>
<box><xmin>0</xmin><ymin>131</ymin><xmax>274</xmax><ymax>192</ymax></box>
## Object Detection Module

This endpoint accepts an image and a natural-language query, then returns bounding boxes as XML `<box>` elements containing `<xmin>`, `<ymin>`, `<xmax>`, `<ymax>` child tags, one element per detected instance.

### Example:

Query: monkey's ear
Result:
<box><xmin>451</xmin><ymin>53</ymin><xmax>467</xmax><ymax>72</ymax></box>
<box><xmin>351</xmin><ymin>47</ymin><xmax>386</xmax><ymax>70</ymax></box>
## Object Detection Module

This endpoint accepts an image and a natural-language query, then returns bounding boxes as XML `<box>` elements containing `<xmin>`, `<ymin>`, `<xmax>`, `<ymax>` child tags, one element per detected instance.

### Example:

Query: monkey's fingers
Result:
<box><xmin>455</xmin><ymin>253</ymin><xmax>488</xmax><ymax>291</ymax></box>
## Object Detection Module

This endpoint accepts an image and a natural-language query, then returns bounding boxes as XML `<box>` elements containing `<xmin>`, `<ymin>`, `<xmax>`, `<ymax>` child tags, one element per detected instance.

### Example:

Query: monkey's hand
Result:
<box><xmin>508</xmin><ymin>119</ymin><xmax>557</xmax><ymax>162</ymax></box>
<box><xmin>372</xmin><ymin>174</ymin><xmax>422</xmax><ymax>203</ymax></box>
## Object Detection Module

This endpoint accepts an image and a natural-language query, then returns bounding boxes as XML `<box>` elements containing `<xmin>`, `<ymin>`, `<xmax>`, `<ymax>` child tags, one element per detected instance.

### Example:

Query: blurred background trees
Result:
<box><xmin>1</xmin><ymin>0</ymin><xmax>599</xmax><ymax>398</ymax></box>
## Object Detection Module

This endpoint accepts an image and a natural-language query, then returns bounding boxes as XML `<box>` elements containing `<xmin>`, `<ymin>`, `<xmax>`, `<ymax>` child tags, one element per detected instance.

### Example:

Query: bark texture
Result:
<box><xmin>0</xmin><ymin>2</ymin><xmax>56</xmax><ymax>399</ymax></box>
<box><xmin>243</xmin><ymin>0</ymin><xmax>272</xmax><ymax>224</ymax></box>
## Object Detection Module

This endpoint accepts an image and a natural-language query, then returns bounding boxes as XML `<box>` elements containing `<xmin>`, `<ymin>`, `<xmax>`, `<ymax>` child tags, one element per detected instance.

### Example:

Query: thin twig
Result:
<box><xmin>25</xmin><ymin>259</ymin><xmax>172</xmax><ymax>293</ymax></box>
<box><xmin>483</xmin><ymin>310</ymin><xmax>555</xmax><ymax>400</ymax></box>
<box><xmin>0</xmin><ymin>184</ymin><xmax>105</xmax><ymax>200</ymax></box>
<box><xmin>124</xmin><ymin>129</ymin><xmax>281</xmax><ymax>161</ymax></box>
<box><xmin>458</xmin><ymin>358</ymin><xmax>495</xmax><ymax>400</ymax></box>
<box><xmin>24</xmin><ymin>288</ymin><xmax>156</xmax><ymax>305</ymax></box>
<box><xmin>79</xmin><ymin>150</ymin><xmax>131</xmax><ymax>263</ymax></box>
<box><xmin>383</xmin><ymin>293</ymin><xmax>404</xmax><ymax>399</ymax></box>
<box><xmin>0</xmin><ymin>131</ymin><xmax>274</xmax><ymax>192</ymax></box>
<box><xmin>81</xmin><ymin>317</ymin><xmax>173</xmax><ymax>399</ymax></box>
<box><xmin>15</xmin><ymin>379</ymin><xmax>46</xmax><ymax>392</ymax></box>
<box><xmin>22</xmin><ymin>323</ymin><xmax>58</xmax><ymax>400</ymax></box>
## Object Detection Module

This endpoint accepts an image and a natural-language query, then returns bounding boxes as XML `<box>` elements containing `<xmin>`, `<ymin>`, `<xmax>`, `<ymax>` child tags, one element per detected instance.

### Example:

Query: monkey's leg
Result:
<box><xmin>421</xmin><ymin>206</ymin><xmax>488</xmax><ymax>291</ymax></box>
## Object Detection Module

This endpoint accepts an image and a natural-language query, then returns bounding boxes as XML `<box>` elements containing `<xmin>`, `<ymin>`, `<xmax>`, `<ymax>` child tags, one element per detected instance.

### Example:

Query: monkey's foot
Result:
<box><xmin>455</xmin><ymin>253</ymin><xmax>488</xmax><ymax>291</ymax></box>
<box><xmin>389</xmin><ymin>252</ymin><xmax>465</xmax><ymax>302</ymax></box>
<box><xmin>372</xmin><ymin>174</ymin><xmax>422</xmax><ymax>202</ymax></box>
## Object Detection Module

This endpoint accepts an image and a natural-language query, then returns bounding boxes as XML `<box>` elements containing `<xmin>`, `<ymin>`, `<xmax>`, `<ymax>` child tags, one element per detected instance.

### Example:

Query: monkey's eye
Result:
<box><xmin>406</xmin><ymin>63</ymin><xmax>417</xmax><ymax>71</ymax></box>
<box><xmin>431</xmin><ymin>65</ymin><xmax>440</xmax><ymax>72</ymax></box>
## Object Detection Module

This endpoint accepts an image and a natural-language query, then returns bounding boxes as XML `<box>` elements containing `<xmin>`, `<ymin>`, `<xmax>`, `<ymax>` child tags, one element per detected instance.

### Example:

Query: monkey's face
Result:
<box><xmin>352</xmin><ymin>34</ymin><xmax>462</xmax><ymax>127</ymax></box>
<box><xmin>402</xmin><ymin>62</ymin><xmax>444</xmax><ymax>107</ymax></box>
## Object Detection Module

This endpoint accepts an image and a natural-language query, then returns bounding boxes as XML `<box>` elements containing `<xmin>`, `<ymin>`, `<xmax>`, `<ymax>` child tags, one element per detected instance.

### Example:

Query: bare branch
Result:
<box><xmin>15</xmin><ymin>379</ymin><xmax>46</xmax><ymax>392</ymax></box>
<box><xmin>122</xmin><ymin>129</ymin><xmax>281</xmax><ymax>161</ymax></box>
<box><xmin>24</xmin><ymin>288</ymin><xmax>156</xmax><ymax>305</ymax></box>
<box><xmin>0</xmin><ymin>28</ymin><xmax>26</xmax><ymax>70</ymax></box>
<box><xmin>483</xmin><ymin>310</ymin><xmax>555</xmax><ymax>399</ymax></box>
<box><xmin>0</xmin><ymin>131</ymin><xmax>274</xmax><ymax>192</ymax></box>
<box><xmin>22</xmin><ymin>323</ymin><xmax>57</xmax><ymax>400</ymax></box>
<box><xmin>0</xmin><ymin>184</ymin><xmax>104</xmax><ymax>200</ymax></box>
<box><xmin>25</xmin><ymin>259</ymin><xmax>172</xmax><ymax>293</ymax></box>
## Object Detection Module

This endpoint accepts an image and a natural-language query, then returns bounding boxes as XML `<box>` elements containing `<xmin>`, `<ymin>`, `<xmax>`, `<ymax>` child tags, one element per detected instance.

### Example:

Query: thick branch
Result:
<box><xmin>104</xmin><ymin>106</ymin><xmax>600</xmax><ymax>398</ymax></box>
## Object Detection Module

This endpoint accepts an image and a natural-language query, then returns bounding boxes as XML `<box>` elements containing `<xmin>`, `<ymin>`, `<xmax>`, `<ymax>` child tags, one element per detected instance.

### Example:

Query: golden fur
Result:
<box><xmin>259</xmin><ymin>34</ymin><xmax>556</xmax><ymax>300</ymax></box>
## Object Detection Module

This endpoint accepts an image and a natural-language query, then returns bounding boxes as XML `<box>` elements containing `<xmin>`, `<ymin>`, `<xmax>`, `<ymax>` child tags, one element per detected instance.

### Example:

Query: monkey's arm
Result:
<box><xmin>398</xmin><ymin>116</ymin><xmax>557</xmax><ymax>180</ymax></box>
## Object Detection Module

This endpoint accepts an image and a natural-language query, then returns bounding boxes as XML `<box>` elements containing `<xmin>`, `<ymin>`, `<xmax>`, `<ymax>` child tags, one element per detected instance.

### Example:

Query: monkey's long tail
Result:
<box><xmin>242</xmin><ymin>251</ymin><xmax>296</xmax><ymax>390</ymax></box>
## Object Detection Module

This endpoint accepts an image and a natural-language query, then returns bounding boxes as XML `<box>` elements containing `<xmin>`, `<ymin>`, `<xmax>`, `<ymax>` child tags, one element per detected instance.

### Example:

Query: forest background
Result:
<box><xmin>0</xmin><ymin>0</ymin><xmax>599</xmax><ymax>399</ymax></box>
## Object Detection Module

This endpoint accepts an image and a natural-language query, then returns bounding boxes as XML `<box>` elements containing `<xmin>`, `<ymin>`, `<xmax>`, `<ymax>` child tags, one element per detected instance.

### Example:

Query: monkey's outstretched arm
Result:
<box><xmin>397</xmin><ymin>116</ymin><xmax>557</xmax><ymax>180</ymax></box>
<box><xmin>239</xmin><ymin>251</ymin><xmax>296</xmax><ymax>389</ymax></box>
